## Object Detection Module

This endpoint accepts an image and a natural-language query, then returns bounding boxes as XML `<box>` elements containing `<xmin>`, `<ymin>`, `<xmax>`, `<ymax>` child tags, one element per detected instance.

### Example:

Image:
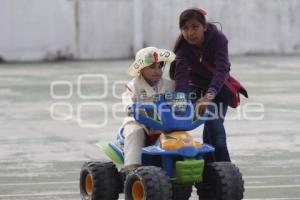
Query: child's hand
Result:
<box><xmin>126</xmin><ymin>106</ymin><xmax>132</xmax><ymax>116</ymax></box>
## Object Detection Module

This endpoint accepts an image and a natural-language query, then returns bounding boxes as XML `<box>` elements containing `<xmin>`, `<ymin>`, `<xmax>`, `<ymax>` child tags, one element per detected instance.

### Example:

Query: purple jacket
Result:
<box><xmin>174</xmin><ymin>23</ymin><xmax>230</xmax><ymax>95</ymax></box>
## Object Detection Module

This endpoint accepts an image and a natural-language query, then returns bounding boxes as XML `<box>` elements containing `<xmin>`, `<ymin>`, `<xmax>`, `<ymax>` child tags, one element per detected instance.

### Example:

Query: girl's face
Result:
<box><xmin>141</xmin><ymin>62</ymin><xmax>164</xmax><ymax>83</ymax></box>
<box><xmin>181</xmin><ymin>18</ymin><xmax>206</xmax><ymax>47</ymax></box>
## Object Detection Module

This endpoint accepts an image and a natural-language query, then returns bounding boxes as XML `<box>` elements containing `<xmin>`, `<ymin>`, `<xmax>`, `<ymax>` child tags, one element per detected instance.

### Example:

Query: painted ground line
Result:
<box><xmin>2</xmin><ymin>181</ymin><xmax>300</xmax><ymax>189</ymax></box>
<box><xmin>1</xmin><ymin>173</ymin><xmax>295</xmax><ymax>178</ymax></box>
<box><xmin>244</xmin><ymin>174</ymin><xmax>300</xmax><ymax>178</ymax></box>
<box><xmin>244</xmin><ymin>198</ymin><xmax>300</xmax><ymax>200</ymax></box>
<box><xmin>246</xmin><ymin>184</ymin><xmax>300</xmax><ymax>189</ymax></box>
<box><xmin>1</xmin><ymin>193</ymin><xmax>300</xmax><ymax>200</ymax></box>
<box><xmin>0</xmin><ymin>192</ymin><xmax>78</xmax><ymax>197</ymax></box>
<box><xmin>0</xmin><ymin>171</ymin><xmax>79</xmax><ymax>176</ymax></box>
<box><xmin>0</xmin><ymin>181</ymin><xmax>77</xmax><ymax>186</ymax></box>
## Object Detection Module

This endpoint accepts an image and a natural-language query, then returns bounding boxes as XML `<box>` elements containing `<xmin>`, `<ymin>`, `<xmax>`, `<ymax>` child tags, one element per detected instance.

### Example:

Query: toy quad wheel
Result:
<box><xmin>172</xmin><ymin>183</ymin><xmax>192</xmax><ymax>200</ymax></box>
<box><xmin>125</xmin><ymin>166</ymin><xmax>172</xmax><ymax>200</ymax></box>
<box><xmin>195</xmin><ymin>162</ymin><xmax>244</xmax><ymax>200</ymax></box>
<box><xmin>79</xmin><ymin>161</ymin><xmax>121</xmax><ymax>200</ymax></box>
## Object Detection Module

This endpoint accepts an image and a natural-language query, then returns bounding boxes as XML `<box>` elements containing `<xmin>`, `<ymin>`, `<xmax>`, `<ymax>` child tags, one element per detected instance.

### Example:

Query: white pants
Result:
<box><xmin>123</xmin><ymin>123</ymin><xmax>146</xmax><ymax>166</ymax></box>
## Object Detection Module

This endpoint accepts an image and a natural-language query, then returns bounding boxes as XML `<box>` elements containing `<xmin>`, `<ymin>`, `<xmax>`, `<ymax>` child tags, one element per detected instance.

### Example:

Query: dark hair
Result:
<box><xmin>169</xmin><ymin>8</ymin><xmax>207</xmax><ymax>79</ymax></box>
<box><xmin>179</xmin><ymin>8</ymin><xmax>206</xmax><ymax>29</ymax></box>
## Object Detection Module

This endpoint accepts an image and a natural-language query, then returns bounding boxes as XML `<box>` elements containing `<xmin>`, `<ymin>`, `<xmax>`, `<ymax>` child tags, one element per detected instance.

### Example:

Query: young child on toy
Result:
<box><xmin>121</xmin><ymin>47</ymin><xmax>175</xmax><ymax>171</ymax></box>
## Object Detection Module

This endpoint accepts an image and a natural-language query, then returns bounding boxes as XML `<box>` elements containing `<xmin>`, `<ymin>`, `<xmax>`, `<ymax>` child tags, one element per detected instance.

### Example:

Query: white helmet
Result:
<box><xmin>128</xmin><ymin>47</ymin><xmax>176</xmax><ymax>77</ymax></box>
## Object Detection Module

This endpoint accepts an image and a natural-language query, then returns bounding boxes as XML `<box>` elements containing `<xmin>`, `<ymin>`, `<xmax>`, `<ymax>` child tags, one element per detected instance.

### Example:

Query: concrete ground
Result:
<box><xmin>0</xmin><ymin>56</ymin><xmax>300</xmax><ymax>200</ymax></box>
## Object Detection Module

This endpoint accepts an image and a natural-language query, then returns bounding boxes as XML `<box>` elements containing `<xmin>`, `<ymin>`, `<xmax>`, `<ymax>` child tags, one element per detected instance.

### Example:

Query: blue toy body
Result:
<box><xmin>100</xmin><ymin>92</ymin><xmax>214</xmax><ymax>179</ymax></box>
<box><xmin>82</xmin><ymin>92</ymin><xmax>244</xmax><ymax>200</ymax></box>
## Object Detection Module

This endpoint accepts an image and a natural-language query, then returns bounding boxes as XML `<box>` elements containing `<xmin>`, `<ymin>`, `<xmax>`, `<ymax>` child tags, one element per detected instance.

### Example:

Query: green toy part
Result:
<box><xmin>173</xmin><ymin>158</ymin><xmax>204</xmax><ymax>183</ymax></box>
<box><xmin>97</xmin><ymin>142</ymin><xmax>124</xmax><ymax>165</ymax></box>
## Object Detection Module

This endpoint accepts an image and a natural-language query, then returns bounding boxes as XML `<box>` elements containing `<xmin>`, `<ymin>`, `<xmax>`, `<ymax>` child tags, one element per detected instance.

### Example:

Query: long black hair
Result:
<box><xmin>169</xmin><ymin>8</ymin><xmax>207</xmax><ymax>80</ymax></box>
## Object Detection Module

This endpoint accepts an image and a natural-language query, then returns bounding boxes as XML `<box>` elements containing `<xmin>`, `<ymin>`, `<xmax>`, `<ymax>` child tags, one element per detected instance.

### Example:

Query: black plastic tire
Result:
<box><xmin>172</xmin><ymin>183</ymin><xmax>192</xmax><ymax>200</ymax></box>
<box><xmin>195</xmin><ymin>161</ymin><xmax>244</xmax><ymax>200</ymax></box>
<box><xmin>79</xmin><ymin>161</ymin><xmax>121</xmax><ymax>200</ymax></box>
<box><xmin>125</xmin><ymin>166</ymin><xmax>172</xmax><ymax>200</ymax></box>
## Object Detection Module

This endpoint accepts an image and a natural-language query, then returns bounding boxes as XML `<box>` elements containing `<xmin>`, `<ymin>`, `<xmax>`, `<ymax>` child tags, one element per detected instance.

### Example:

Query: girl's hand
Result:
<box><xmin>196</xmin><ymin>93</ymin><xmax>215</xmax><ymax>116</ymax></box>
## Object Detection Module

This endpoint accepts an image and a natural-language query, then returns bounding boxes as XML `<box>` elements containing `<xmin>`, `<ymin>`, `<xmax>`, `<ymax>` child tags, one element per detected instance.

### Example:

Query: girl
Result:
<box><xmin>170</xmin><ymin>8</ymin><xmax>231</xmax><ymax>162</ymax></box>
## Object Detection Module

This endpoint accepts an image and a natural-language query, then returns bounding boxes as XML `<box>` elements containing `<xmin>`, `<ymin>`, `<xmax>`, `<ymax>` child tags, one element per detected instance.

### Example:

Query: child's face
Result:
<box><xmin>141</xmin><ymin>62</ymin><xmax>164</xmax><ymax>82</ymax></box>
<box><xmin>181</xmin><ymin>17</ymin><xmax>206</xmax><ymax>47</ymax></box>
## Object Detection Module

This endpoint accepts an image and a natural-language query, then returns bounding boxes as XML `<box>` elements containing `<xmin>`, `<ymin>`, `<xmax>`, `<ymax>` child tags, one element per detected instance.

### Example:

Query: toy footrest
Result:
<box><xmin>174</xmin><ymin>159</ymin><xmax>204</xmax><ymax>183</ymax></box>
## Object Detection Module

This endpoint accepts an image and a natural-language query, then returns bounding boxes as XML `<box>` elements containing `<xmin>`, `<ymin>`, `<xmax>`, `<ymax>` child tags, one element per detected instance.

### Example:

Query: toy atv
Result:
<box><xmin>79</xmin><ymin>92</ymin><xmax>244</xmax><ymax>200</ymax></box>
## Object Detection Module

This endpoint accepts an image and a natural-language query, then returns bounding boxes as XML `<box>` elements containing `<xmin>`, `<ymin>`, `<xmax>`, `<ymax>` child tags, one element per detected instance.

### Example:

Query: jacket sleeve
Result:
<box><xmin>121</xmin><ymin>81</ymin><xmax>146</xmax><ymax>128</ymax></box>
<box><xmin>122</xmin><ymin>82</ymin><xmax>136</xmax><ymax>112</ymax></box>
<box><xmin>174</xmin><ymin>48</ymin><xmax>191</xmax><ymax>93</ymax></box>
<box><xmin>207</xmin><ymin>33</ymin><xmax>230</xmax><ymax>95</ymax></box>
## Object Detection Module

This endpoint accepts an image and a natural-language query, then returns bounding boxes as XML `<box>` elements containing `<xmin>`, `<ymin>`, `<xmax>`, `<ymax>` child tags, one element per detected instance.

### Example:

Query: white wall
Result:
<box><xmin>143</xmin><ymin>0</ymin><xmax>300</xmax><ymax>55</ymax></box>
<box><xmin>208</xmin><ymin>0</ymin><xmax>300</xmax><ymax>54</ymax></box>
<box><xmin>78</xmin><ymin>0</ymin><xmax>133</xmax><ymax>59</ymax></box>
<box><xmin>0</xmin><ymin>0</ymin><xmax>76</xmax><ymax>61</ymax></box>
<box><xmin>0</xmin><ymin>0</ymin><xmax>300</xmax><ymax>61</ymax></box>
